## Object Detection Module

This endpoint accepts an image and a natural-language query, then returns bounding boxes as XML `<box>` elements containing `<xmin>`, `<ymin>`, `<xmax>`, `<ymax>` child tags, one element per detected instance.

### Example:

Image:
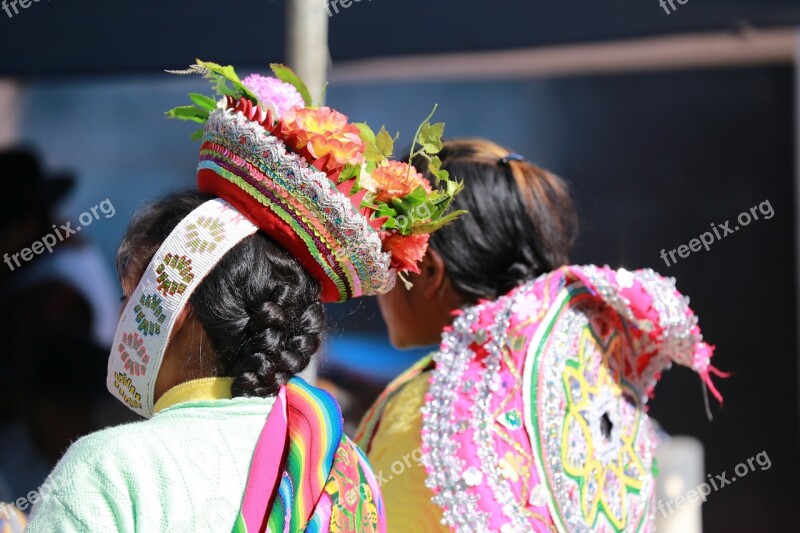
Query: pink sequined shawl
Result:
<box><xmin>421</xmin><ymin>265</ymin><xmax>723</xmax><ymax>533</ymax></box>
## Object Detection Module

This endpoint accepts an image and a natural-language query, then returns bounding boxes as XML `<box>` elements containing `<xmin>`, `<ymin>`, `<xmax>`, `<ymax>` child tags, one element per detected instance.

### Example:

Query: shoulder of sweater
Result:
<box><xmin>49</xmin><ymin>417</ymin><xmax>154</xmax><ymax>478</ymax></box>
<box><xmin>28</xmin><ymin>420</ymin><xmax>149</xmax><ymax>508</ymax></box>
<box><xmin>54</xmin><ymin>396</ymin><xmax>273</xmax><ymax>470</ymax></box>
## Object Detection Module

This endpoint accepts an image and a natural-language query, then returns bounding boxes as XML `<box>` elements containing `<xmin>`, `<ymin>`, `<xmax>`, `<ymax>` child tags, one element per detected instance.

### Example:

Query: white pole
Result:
<box><xmin>329</xmin><ymin>28</ymin><xmax>794</xmax><ymax>83</ymax></box>
<box><xmin>286</xmin><ymin>0</ymin><xmax>329</xmax><ymax>105</ymax></box>
<box><xmin>0</xmin><ymin>80</ymin><xmax>21</xmax><ymax>148</ymax></box>
<box><xmin>655</xmin><ymin>436</ymin><xmax>704</xmax><ymax>533</ymax></box>
<box><xmin>286</xmin><ymin>0</ymin><xmax>329</xmax><ymax>384</ymax></box>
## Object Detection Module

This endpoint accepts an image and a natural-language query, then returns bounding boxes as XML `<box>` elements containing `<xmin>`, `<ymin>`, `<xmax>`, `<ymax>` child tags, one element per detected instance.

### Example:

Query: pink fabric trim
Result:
<box><xmin>241</xmin><ymin>387</ymin><xmax>289</xmax><ymax>529</ymax></box>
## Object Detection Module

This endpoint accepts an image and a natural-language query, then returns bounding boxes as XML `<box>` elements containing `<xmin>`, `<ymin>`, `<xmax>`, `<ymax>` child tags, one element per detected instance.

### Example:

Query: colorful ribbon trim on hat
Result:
<box><xmin>106</xmin><ymin>199</ymin><xmax>259</xmax><ymax>418</ymax></box>
<box><xmin>234</xmin><ymin>377</ymin><xmax>385</xmax><ymax>533</ymax></box>
<box><xmin>199</xmin><ymin>109</ymin><xmax>393</xmax><ymax>303</ymax></box>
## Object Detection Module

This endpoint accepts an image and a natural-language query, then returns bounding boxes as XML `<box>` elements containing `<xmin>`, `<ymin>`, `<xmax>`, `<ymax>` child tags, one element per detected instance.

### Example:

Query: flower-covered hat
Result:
<box><xmin>421</xmin><ymin>266</ymin><xmax>723</xmax><ymax>532</ymax></box>
<box><xmin>106</xmin><ymin>61</ymin><xmax>464</xmax><ymax>419</ymax></box>
<box><xmin>168</xmin><ymin>61</ymin><xmax>465</xmax><ymax>302</ymax></box>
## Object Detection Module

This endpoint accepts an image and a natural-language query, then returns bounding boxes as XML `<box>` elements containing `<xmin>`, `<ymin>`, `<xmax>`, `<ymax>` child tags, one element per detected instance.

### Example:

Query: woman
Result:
<box><xmin>26</xmin><ymin>60</ymin><xmax>462</xmax><ymax>532</ymax></box>
<box><xmin>357</xmin><ymin>139</ymin><xmax>722</xmax><ymax>532</ymax></box>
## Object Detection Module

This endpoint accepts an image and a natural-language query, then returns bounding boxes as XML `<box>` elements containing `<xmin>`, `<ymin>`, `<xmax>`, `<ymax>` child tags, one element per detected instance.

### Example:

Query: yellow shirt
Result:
<box><xmin>366</xmin><ymin>371</ymin><xmax>449</xmax><ymax>532</ymax></box>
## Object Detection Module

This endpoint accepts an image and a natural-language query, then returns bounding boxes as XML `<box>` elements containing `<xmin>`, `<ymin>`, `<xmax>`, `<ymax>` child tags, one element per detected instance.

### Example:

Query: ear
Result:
<box><xmin>420</xmin><ymin>248</ymin><xmax>447</xmax><ymax>299</ymax></box>
<box><xmin>170</xmin><ymin>303</ymin><xmax>194</xmax><ymax>340</ymax></box>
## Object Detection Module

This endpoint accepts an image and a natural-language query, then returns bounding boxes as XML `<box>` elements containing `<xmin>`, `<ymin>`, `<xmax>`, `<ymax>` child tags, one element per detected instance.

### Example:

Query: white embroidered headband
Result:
<box><xmin>106</xmin><ymin>199</ymin><xmax>258</xmax><ymax>418</ymax></box>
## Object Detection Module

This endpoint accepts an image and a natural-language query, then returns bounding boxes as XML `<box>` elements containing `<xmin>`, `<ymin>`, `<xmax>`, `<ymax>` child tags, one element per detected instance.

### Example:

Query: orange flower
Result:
<box><xmin>281</xmin><ymin>106</ymin><xmax>364</xmax><ymax>171</ymax></box>
<box><xmin>382</xmin><ymin>232</ymin><xmax>429</xmax><ymax>274</ymax></box>
<box><xmin>370</xmin><ymin>160</ymin><xmax>432</xmax><ymax>203</ymax></box>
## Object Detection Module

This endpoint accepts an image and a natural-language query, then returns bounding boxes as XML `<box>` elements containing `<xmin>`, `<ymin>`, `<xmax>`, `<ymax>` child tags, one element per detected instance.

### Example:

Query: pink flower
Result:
<box><xmin>242</xmin><ymin>74</ymin><xmax>304</xmax><ymax>120</ymax></box>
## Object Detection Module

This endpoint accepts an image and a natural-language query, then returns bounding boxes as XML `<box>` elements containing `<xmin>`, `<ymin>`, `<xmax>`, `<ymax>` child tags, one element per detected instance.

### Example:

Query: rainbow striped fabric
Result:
<box><xmin>234</xmin><ymin>378</ymin><xmax>385</xmax><ymax>533</ymax></box>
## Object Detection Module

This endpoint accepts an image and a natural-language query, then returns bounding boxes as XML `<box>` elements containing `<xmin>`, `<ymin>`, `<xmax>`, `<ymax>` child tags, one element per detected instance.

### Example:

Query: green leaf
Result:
<box><xmin>364</xmin><ymin>144</ymin><xmax>384</xmax><ymax>163</ymax></box>
<box><xmin>403</xmin><ymin>185</ymin><xmax>428</xmax><ymax>205</ymax></box>
<box><xmin>189</xmin><ymin>93</ymin><xmax>217</xmax><ymax>112</ymax></box>
<box><xmin>375</xmin><ymin>127</ymin><xmax>395</xmax><ymax>159</ymax></box>
<box><xmin>165</xmin><ymin>105</ymin><xmax>209</xmax><ymax>124</ymax></box>
<box><xmin>408</xmin><ymin>104</ymin><xmax>439</xmax><ymax>164</ymax></box>
<box><xmin>190</xmin><ymin>129</ymin><xmax>205</xmax><ymax>141</ymax></box>
<box><xmin>419</xmin><ymin>122</ymin><xmax>444</xmax><ymax>154</ymax></box>
<box><xmin>213</xmin><ymin>76</ymin><xmax>238</xmax><ymax>97</ymax></box>
<box><xmin>196</xmin><ymin>60</ymin><xmax>258</xmax><ymax>102</ymax></box>
<box><xmin>373</xmin><ymin>203</ymin><xmax>397</xmax><ymax>218</ymax></box>
<box><xmin>270</xmin><ymin>63</ymin><xmax>313</xmax><ymax>107</ymax></box>
<box><xmin>430</xmin><ymin>122</ymin><xmax>445</xmax><ymax>138</ymax></box>
<box><xmin>410</xmin><ymin>209</ymin><xmax>468</xmax><ymax>234</ymax></box>
<box><xmin>338</xmin><ymin>164</ymin><xmax>361</xmax><ymax>183</ymax></box>
<box><xmin>427</xmin><ymin>155</ymin><xmax>450</xmax><ymax>182</ymax></box>
<box><xmin>198</xmin><ymin>61</ymin><xmax>242</xmax><ymax>84</ymax></box>
<box><xmin>363</xmin><ymin>160</ymin><xmax>377</xmax><ymax>175</ymax></box>
<box><xmin>355</xmin><ymin>123</ymin><xmax>376</xmax><ymax>145</ymax></box>
<box><xmin>446</xmin><ymin>178</ymin><xmax>463</xmax><ymax>196</ymax></box>
<box><xmin>356</xmin><ymin>123</ymin><xmax>394</xmax><ymax>164</ymax></box>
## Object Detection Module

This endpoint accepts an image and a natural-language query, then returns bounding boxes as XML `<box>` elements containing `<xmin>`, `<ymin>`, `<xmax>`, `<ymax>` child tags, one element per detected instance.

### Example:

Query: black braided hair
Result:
<box><xmin>116</xmin><ymin>191</ymin><xmax>326</xmax><ymax>398</ymax></box>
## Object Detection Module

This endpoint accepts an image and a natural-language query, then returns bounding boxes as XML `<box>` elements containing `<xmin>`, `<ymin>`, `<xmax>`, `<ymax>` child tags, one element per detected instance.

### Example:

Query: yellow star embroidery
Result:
<box><xmin>560</xmin><ymin>327</ymin><xmax>646</xmax><ymax>530</ymax></box>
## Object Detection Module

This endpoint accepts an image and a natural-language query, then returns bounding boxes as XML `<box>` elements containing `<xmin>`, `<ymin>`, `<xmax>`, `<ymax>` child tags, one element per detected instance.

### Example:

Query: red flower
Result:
<box><xmin>382</xmin><ymin>233</ymin><xmax>430</xmax><ymax>274</ymax></box>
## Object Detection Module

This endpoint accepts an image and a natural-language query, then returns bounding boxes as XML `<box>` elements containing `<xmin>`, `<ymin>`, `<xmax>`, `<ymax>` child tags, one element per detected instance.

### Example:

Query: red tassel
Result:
<box><xmin>701</xmin><ymin>369</ymin><xmax>724</xmax><ymax>405</ymax></box>
<box><xmin>708</xmin><ymin>365</ymin><xmax>731</xmax><ymax>378</ymax></box>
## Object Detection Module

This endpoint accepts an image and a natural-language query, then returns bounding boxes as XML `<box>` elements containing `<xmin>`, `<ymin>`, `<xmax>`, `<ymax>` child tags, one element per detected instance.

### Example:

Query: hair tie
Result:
<box><xmin>499</xmin><ymin>153</ymin><xmax>526</xmax><ymax>165</ymax></box>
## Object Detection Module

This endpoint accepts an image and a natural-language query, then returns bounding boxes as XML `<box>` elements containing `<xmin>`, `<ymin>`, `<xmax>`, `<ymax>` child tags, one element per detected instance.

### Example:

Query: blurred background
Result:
<box><xmin>0</xmin><ymin>1</ymin><xmax>798</xmax><ymax>531</ymax></box>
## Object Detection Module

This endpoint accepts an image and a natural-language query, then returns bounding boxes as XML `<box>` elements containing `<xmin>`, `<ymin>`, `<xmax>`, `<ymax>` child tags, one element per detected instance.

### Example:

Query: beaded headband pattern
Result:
<box><xmin>168</xmin><ymin>60</ymin><xmax>466</xmax><ymax>302</ymax></box>
<box><xmin>107</xmin><ymin>199</ymin><xmax>258</xmax><ymax>418</ymax></box>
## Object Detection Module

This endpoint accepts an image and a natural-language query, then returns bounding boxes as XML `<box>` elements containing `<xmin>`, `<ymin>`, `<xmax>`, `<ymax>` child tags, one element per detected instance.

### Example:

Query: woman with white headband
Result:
<box><xmin>25</xmin><ymin>60</ymin><xmax>463</xmax><ymax>532</ymax></box>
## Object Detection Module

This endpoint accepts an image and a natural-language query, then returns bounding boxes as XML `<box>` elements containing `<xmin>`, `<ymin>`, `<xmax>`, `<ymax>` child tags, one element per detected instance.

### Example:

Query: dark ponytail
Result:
<box><xmin>116</xmin><ymin>191</ymin><xmax>325</xmax><ymax>398</ymax></box>
<box><xmin>412</xmin><ymin>138</ymin><xmax>578</xmax><ymax>304</ymax></box>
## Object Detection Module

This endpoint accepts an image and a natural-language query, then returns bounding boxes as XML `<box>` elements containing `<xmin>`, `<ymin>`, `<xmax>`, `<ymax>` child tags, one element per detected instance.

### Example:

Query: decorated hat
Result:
<box><xmin>107</xmin><ymin>60</ymin><xmax>464</xmax><ymax>418</ymax></box>
<box><xmin>167</xmin><ymin>60</ymin><xmax>465</xmax><ymax>302</ymax></box>
<box><xmin>421</xmin><ymin>265</ymin><xmax>723</xmax><ymax>532</ymax></box>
